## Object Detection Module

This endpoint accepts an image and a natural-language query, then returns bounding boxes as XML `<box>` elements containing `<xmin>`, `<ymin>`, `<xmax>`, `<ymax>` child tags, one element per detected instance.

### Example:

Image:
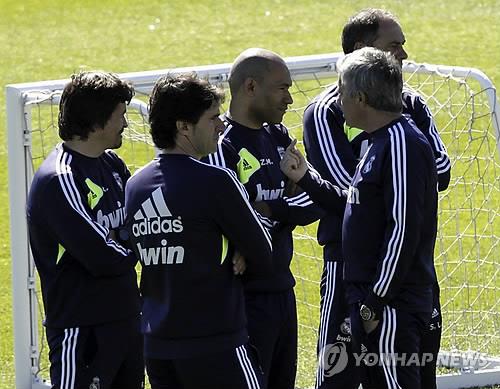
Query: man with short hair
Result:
<box><xmin>303</xmin><ymin>9</ymin><xmax>450</xmax><ymax>388</ymax></box>
<box><xmin>125</xmin><ymin>74</ymin><xmax>272</xmax><ymax>389</ymax></box>
<box><xmin>27</xmin><ymin>71</ymin><xmax>144</xmax><ymax>389</ymax></box>
<box><xmin>282</xmin><ymin>47</ymin><xmax>439</xmax><ymax>389</ymax></box>
<box><xmin>206</xmin><ymin>48</ymin><xmax>324</xmax><ymax>389</ymax></box>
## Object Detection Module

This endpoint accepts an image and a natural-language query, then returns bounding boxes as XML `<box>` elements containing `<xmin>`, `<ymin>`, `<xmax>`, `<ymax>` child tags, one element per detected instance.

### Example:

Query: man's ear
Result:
<box><xmin>243</xmin><ymin>77</ymin><xmax>257</xmax><ymax>96</ymax></box>
<box><xmin>176</xmin><ymin>120</ymin><xmax>190</xmax><ymax>134</ymax></box>
<box><xmin>357</xmin><ymin>92</ymin><xmax>367</xmax><ymax>105</ymax></box>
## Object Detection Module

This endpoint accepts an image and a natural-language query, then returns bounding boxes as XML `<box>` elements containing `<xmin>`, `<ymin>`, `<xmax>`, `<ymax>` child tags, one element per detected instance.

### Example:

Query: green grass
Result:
<box><xmin>1</xmin><ymin>0</ymin><xmax>499</xmax><ymax>388</ymax></box>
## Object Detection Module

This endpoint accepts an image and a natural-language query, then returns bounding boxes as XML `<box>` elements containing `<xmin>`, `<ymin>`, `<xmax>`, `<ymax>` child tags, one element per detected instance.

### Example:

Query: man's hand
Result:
<box><xmin>280</xmin><ymin>139</ymin><xmax>308</xmax><ymax>183</ymax></box>
<box><xmin>362</xmin><ymin>319</ymin><xmax>380</xmax><ymax>334</ymax></box>
<box><xmin>232</xmin><ymin>251</ymin><xmax>246</xmax><ymax>275</ymax></box>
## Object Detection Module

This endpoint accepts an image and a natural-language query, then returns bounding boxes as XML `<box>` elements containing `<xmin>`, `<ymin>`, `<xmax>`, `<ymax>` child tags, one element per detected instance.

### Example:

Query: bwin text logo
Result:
<box><xmin>97</xmin><ymin>203</ymin><xmax>126</xmax><ymax>229</ymax></box>
<box><xmin>136</xmin><ymin>240</ymin><xmax>184</xmax><ymax>266</ymax></box>
<box><xmin>256</xmin><ymin>181</ymin><xmax>285</xmax><ymax>201</ymax></box>
<box><xmin>132</xmin><ymin>188</ymin><xmax>185</xmax><ymax>266</ymax></box>
<box><xmin>132</xmin><ymin>188</ymin><xmax>184</xmax><ymax>238</ymax></box>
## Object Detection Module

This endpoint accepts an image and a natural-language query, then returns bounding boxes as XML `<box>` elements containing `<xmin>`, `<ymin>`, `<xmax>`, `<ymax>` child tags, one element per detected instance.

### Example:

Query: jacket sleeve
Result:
<box><xmin>40</xmin><ymin>175</ymin><xmax>137</xmax><ymax>277</ymax></box>
<box><xmin>205</xmin><ymin>138</ymin><xmax>239</xmax><ymax>172</ymax></box>
<box><xmin>212</xmin><ymin>169</ymin><xmax>273</xmax><ymax>276</ymax></box>
<box><xmin>208</xmin><ymin>135</ymin><xmax>324</xmax><ymax>227</ymax></box>
<box><xmin>264</xmin><ymin>189</ymin><xmax>325</xmax><ymax>226</ymax></box>
<box><xmin>363</xmin><ymin>129</ymin><xmax>431</xmax><ymax>315</ymax></box>
<box><xmin>406</xmin><ymin>93</ymin><xmax>451</xmax><ymax>191</ymax></box>
<box><xmin>295</xmin><ymin>165</ymin><xmax>346</xmax><ymax>214</ymax></box>
<box><xmin>302</xmin><ymin>99</ymin><xmax>358</xmax><ymax>191</ymax></box>
<box><xmin>264</xmin><ymin>125</ymin><xmax>325</xmax><ymax>226</ymax></box>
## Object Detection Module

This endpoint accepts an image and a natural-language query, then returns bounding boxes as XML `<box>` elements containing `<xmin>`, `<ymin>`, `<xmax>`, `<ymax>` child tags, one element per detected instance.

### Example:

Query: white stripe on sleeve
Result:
<box><xmin>55</xmin><ymin>150</ymin><xmax>128</xmax><ymax>256</ymax></box>
<box><xmin>312</xmin><ymin>90</ymin><xmax>352</xmax><ymax>189</ymax></box>
<box><xmin>373</xmin><ymin>123</ymin><xmax>407</xmax><ymax>297</ymax></box>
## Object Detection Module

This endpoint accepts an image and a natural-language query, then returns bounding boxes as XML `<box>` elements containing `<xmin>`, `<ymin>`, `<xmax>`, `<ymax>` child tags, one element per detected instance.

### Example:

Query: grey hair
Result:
<box><xmin>338</xmin><ymin>47</ymin><xmax>402</xmax><ymax>113</ymax></box>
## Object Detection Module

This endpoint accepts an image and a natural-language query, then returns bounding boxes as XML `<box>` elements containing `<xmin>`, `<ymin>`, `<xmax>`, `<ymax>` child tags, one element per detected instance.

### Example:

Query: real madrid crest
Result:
<box><xmin>112</xmin><ymin>172</ymin><xmax>123</xmax><ymax>191</ymax></box>
<box><xmin>362</xmin><ymin>155</ymin><xmax>376</xmax><ymax>174</ymax></box>
<box><xmin>277</xmin><ymin>146</ymin><xmax>285</xmax><ymax>159</ymax></box>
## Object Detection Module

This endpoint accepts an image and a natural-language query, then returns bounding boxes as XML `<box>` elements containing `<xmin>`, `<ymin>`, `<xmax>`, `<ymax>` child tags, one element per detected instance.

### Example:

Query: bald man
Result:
<box><xmin>206</xmin><ymin>48</ymin><xmax>324</xmax><ymax>389</ymax></box>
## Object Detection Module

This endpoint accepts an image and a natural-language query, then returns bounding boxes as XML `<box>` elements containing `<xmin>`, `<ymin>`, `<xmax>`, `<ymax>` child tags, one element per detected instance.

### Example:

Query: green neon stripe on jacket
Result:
<box><xmin>344</xmin><ymin>124</ymin><xmax>364</xmax><ymax>143</ymax></box>
<box><xmin>56</xmin><ymin>244</ymin><xmax>65</xmax><ymax>265</ymax></box>
<box><xmin>221</xmin><ymin>234</ymin><xmax>228</xmax><ymax>264</ymax></box>
<box><xmin>237</xmin><ymin>148</ymin><xmax>261</xmax><ymax>184</ymax></box>
<box><xmin>85</xmin><ymin>178</ymin><xmax>104</xmax><ymax>209</ymax></box>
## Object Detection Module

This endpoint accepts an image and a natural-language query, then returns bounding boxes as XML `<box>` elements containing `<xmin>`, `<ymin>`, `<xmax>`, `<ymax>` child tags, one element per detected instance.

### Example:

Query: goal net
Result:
<box><xmin>6</xmin><ymin>53</ymin><xmax>500</xmax><ymax>389</ymax></box>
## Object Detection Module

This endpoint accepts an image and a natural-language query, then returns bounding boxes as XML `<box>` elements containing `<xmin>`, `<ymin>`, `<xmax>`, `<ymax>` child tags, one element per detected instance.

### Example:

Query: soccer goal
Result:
<box><xmin>6</xmin><ymin>53</ymin><xmax>500</xmax><ymax>389</ymax></box>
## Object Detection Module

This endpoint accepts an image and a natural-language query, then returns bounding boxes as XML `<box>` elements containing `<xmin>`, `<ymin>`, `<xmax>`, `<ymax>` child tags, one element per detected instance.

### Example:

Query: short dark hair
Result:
<box><xmin>148</xmin><ymin>74</ymin><xmax>225</xmax><ymax>149</ymax></box>
<box><xmin>341</xmin><ymin>9</ymin><xmax>398</xmax><ymax>54</ymax></box>
<box><xmin>339</xmin><ymin>47</ymin><xmax>403</xmax><ymax>113</ymax></box>
<box><xmin>58</xmin><ymin>71</ymin><xmax>134</xmax><ymax>141</ymax></box>
<box><xmin>229</xmin><ymin>58</ymin><xmax>271</xmax><ymax>95</ymax></box>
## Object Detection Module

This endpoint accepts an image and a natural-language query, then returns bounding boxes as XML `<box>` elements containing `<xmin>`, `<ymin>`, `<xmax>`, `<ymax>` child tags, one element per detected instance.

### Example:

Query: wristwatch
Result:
<box><xmin>359</xmin><ymin>304</ymin><xmax>376</xmax><ymax>321</ymax></box>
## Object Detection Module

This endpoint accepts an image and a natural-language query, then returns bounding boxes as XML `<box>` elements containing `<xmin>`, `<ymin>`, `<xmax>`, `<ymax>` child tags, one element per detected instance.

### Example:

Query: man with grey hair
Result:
<box><xmin>302</xmin><ymin>8</ymin><xmax>449</xmax><ymax>389</ymax></box>
<box><xmin>206</xmin><ymin>47</ymin><xmax>324</xmax><ymax>389</ymax></box>
<box><xmin>281</xmin><ymin>47</ymin><xmax>438</xmax><ymax>389</ymax></box>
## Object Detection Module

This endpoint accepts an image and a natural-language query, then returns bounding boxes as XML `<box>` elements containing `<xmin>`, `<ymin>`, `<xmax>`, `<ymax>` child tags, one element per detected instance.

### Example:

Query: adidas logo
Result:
<box><xmin>131</xmin><ymin>187</ymin><xmax>183</xmax><ymax>237</ymax></box>
<box><xmin>242</xmin><ymin>158</ymin><xmax>252</xmax><ymax>171</ymax></box>
<box><xmin>134</xmin><ymin>187</ymin><xmax>172</xmax><ymax>220</ymax></box>
<box><xmin>431</xmin><ymin>308</ymin><xmax>440</xmax><ymax>319</ymax></box>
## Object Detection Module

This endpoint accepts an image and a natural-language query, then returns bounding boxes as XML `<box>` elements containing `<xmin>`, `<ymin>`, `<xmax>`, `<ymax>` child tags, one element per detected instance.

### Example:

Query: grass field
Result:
<box><xmin>1</xmin><ymin>0</ymin><xmax>499</xmax><ymax>388</ymax></box>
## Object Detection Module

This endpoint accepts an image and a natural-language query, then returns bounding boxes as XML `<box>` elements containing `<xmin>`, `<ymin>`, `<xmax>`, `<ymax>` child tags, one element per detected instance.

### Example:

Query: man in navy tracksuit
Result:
<box><xmin>281</xmin><ymin>48</ymin><xmax>438</xmax><ymax>389</ymax></box>
<box><xmin>206</xmin><ymin>48</ymin><xmax>324</xmax><ymax>389</ymax></box>
<box><xmin>125</xmin><ymin>74</ymin><xmax>273</xmax><ymax>389</ymax></box>
<box><xmin>303</xmin><ymin>9</ymin><xmax>450</xmax><ymax>389</ymax></box>
<box><xmin>27</xmin><ymin>72</ymin><xmax>143</xmax><ymax>389</ymax></box>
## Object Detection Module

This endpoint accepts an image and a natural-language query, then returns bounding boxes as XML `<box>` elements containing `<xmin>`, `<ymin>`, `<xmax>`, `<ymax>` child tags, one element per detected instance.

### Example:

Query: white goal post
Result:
<box><xmin>6</xmin><ymin>53</ymin><xmax>500</xmax><ymax>389</ymax></box>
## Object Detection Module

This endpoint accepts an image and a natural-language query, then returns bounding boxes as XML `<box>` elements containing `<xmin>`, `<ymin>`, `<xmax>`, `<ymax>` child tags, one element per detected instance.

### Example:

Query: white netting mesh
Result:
<box><xmin>16</xmin><ymin>59</ymin><xmax>500</xmax><ymax>388</ymax></box>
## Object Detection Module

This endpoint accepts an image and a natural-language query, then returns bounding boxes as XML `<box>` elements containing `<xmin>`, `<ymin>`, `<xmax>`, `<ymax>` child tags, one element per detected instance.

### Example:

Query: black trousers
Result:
<box><xmin>350</xmin><ymin>304</ymin><xmax>431</xmax><ymax>389</ymax></box>
<box><xmin>146</xmin><ymin>343</ymin><xmax>263</xmax><ymax>389</ymax></box>
<box><xmin>46</xmin><ymin>316</ymin><xmax>144</xmax><ymax>389</ymax></box>
<box><xmin>315</xmin><ymin>261</ymin><xmax>360</xmax><ymax>389</ymax></box>
<box><xmin>420</xmin><ymin>283</ymin><xmax>442</xmax><ymax>389</ymax></box>
<box><xmin>245</xmin><ymin>289</ymin><xmax>297</xmax><ymax>389</ymax></box>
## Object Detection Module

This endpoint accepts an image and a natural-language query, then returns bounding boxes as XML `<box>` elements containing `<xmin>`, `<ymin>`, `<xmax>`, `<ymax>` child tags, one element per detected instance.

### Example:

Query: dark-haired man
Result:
<box><xmin>303</xmin><ymin>9</ymin><xmax>450</xmax><ymax>389</ymax></box>
<box><xmin>27</xmin><ymin>71</ymin><xmax>143</xmax><ymax>389</ymax></box>
<box><xmin>125</xmin><ymin>74</ymin><xmax>272</xmax><ymax>389</ymax></box>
